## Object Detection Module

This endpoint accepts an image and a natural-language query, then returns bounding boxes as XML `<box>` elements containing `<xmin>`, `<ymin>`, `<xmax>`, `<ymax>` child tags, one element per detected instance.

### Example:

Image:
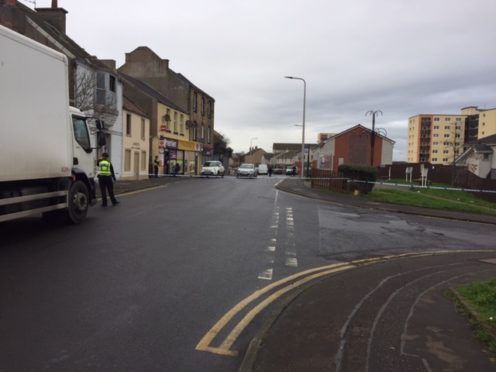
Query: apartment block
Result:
<box><xmin>461</xmin><ymin>106</ymin><xmax>496</xmax><ymax>142</ymax></box>
<box><xmin>408</xmin><ymin>106</ymin><xmax>496</xmax><ymax>165</ymax></box>
<box><xmin>407</xmin><ymin>114</ymin><xmax>465</xmax><ymax>165</ymax></box>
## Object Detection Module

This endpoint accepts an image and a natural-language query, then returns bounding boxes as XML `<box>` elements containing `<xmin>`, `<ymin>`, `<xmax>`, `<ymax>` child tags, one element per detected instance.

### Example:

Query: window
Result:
<box><xmin>433</xmin><ymin>133</ymin><xmax>439</xmax><ymax>137</ymax></box>
<box><xmin>434</xmin><ymin>117</ymin><xmax>440</xmax><ymax>121</ymax></box>
<box><xmin>201</xmin><ymin>96</ymin><xmax>205</xmax><ymax>116</ymax></box>
<box><xmin>173</xmin><ymin>112</ymin><xmax>178</xmax><ymax>133</ymax></box>
<box><xmin>456</xmin><ymin>118</ymin><xmax>462</xmax><ymax>122</ymax></box>
<box><xmin>443</xmin><ymin>150</ymin><xmax>449</xmax><ymax>154</ymax></box>
<box><xmin>141</xmin><ymin>118</ymin><xmax>145</xmax><ymax>140</ymax></box>
<box><xmin>208</xmin><ymin>100</ymin><xmax>213</xmax><ymax>119</ymax></box>
<box><xmin>432</xmin><ymin>158</ymin><xmax>438</xmax><ymax>162</ymax></box>
<box><xmin>445</xmin><ymin>117</ymin><xmax>451</xmax><ymax>121</ymax></box>
<box><xmin>433</xmin><ymin>142</ymin><xmax>438</xmax><ymax>145</ymax></box>
<box><xmin>180</xmin><ymin>114</ymin><xmax>184</xmax><ymax>135</ymax></box>
<box><xmin>433</xmin><ymin>126</ymin><xmax>439</xmax><ymax>130</ymax></box>
<box><xmin>109</xmin><ymin>75</ymin><xmax>116</xmax><ymax>92</ymax></box>
<box><xmin>443</xmin><ymin>158</ymin><xmax>449</xmax><ymax>162</ymax></box>
<box><xmin>444</xmin><ymin>134</ymin><xmax>450</xmax><ymax>138</ymax></box>
<box><xmin>201</xmin><ymin>124</ymin><xmax>204</xmax><ymax>140</ymax></box>
<box><xmin>96</xmin><ymin>72</ymin><xmax>106</xmax><ymax>105</ymax></box>
<box><xmin>432</xmin><ymin>150</ymin><xmax>438</xmax><ymax>153</ymax></box>
<box><xmin>141</xmin><ymin>151</ymin><xmax>146</xmax><ymax>170</ymax></box>
<box><xmin>207</xmin><ymin>126</ymin><xmax>211</xmax><ymax>144</ymax></box>
<box><xmin>193</xmin><ymin>92</ymin><xmax>198</xmax><ymax>112</ymax></box>
<box><xmin>124</xmin><ymin>149</ymin><xmax>131</xmax><ymax>172</ymax></box>
<box><xmin>126</xmin><ymin>114</ymin><xmax>132</xmax><ymax>136</ymax></box>
<box><xmin>444</xmin><ymin>126</ymin><xmax>450</xmax><ymax>130</ymax></box>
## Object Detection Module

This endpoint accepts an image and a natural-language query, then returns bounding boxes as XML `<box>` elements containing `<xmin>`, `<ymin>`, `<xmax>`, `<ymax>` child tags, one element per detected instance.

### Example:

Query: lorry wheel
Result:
<box><xmin>67</xmin><ymin>180</ymin><xmax>89</xmax><ymax>224</ymax></box>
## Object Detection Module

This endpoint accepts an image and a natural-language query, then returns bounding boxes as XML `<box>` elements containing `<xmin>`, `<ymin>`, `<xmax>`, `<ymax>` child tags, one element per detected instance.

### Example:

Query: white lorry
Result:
<box><xmin>0</xmin><ymin>25</ymin><xmax>97</xmax><ymax>223</ymax></box>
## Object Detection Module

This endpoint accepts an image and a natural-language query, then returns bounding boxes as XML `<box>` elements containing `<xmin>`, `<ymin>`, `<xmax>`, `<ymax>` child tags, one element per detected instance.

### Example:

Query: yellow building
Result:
<box><xmin>122</xmin><ymin>96</ymin><xmax>150</xmax><ymax>180</ymax></box>
<box><xmin>153</xmin><ymin>103</ymin><xmax>201</xmax><ymax>175</ymax></box>
<box><xmin>408</xmin><ymin>106</ymin><xmax>496</xmax><ymax>165</ymax></box>
<box><xmin>461</xmin><ymin>106</ymin><xmax>496</xmax><ymax>140</ymax></box>
<box><xmin>407</xmin><ymin>114</ymin><xmax>465</xmax><ymax>165</ymax></box>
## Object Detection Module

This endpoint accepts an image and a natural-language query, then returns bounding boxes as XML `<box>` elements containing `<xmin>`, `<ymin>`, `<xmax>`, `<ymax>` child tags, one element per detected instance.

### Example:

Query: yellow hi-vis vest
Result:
<box><xmin>98</xmin><ymin>159</ymin><xmax>112</xmax><ymax>176</ymax></box>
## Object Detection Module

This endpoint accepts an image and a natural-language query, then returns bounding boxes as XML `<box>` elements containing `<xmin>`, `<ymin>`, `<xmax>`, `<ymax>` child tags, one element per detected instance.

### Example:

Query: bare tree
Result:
<box><xmin>73</xmin><ymin>66</ymin><xmax>118</xmax><ymax>127</ymax></box>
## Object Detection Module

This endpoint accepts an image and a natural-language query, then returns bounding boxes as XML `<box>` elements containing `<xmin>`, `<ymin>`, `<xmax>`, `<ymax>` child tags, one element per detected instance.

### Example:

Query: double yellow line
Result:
<box><xmin>195</xmin><ymin>250</ymin><xmax>495</xmax><ymax>357</ymax></box>
<box><xmin>195</xmin><ymin>262</ymin><xmax>355</xmax><ymax>356</ymax></box>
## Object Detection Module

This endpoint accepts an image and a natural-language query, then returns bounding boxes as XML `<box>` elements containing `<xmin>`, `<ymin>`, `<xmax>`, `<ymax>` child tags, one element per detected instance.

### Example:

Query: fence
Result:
<box><xmin>377</xmin><ymin>163</ymin><xmax>496</xmax><ymax>202</ymax></box>
<box><xmin>310</xmin><ymin>169</ymin><xmax>348</xmax><ymax>192</ymax></box>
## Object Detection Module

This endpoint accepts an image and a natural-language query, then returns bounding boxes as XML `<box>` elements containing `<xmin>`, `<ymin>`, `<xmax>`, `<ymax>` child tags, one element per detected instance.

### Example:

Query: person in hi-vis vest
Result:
<box><xmin>97</xmin><ymin>153</ymin><xmax>119</xmax><ymax>207</ymax></box>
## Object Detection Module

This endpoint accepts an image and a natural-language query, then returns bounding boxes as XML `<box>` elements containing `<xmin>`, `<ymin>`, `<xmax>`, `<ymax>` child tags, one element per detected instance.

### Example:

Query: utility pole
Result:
<box><xmin>366</xmin><ymin>110</ymin><xmax>382</xmax><ymax>166</ymax></box>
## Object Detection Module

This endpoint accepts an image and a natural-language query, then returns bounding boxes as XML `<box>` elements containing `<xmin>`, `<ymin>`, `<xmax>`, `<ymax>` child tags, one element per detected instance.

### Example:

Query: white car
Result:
<box><xmin>236</xmin><ymin>163</ymin><xmax>257</xmax><ymax>178</ymax></box>
<box><xmin>201</xmin><ymin>160</ymin><xmax>225</xmax><ymax>177</ymax></box>
<box><xmin>257</xmin><ymin>164</ymin><xmax>268</xmax><ymax>175</ymax></box>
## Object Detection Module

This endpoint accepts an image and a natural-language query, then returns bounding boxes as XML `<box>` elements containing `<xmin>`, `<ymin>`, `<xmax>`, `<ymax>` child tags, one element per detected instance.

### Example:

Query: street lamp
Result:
<box><xmin>285</xmin><ymin>76</ymin><xmax>306</xmax><ymax>177</ymax></box>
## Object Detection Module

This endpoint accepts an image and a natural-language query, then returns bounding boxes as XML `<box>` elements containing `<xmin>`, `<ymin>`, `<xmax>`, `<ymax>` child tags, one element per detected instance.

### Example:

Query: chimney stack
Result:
<box><xmin>35</xmin><ymin>1</ymin><xmax>67</xmax><ymax>34</ymax></box>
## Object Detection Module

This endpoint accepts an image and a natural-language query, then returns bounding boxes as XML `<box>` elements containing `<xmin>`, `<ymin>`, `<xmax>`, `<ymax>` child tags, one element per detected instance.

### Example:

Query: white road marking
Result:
<box><xmin>257</xmin><ymin>268</ymin><xmax>274</xmax><ymax>280</ymax></box>
<box><xmin>285</xmin><ymin>257</ymin><xmax>298</xmax><ymax>267</ymax></box>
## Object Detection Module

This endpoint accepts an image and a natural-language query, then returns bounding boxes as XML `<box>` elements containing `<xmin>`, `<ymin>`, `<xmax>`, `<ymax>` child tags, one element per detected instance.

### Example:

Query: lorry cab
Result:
<box><xmin>70</xmin><ymin>106</ymin><xmax>95</xmax><ymax>179</ymax></box>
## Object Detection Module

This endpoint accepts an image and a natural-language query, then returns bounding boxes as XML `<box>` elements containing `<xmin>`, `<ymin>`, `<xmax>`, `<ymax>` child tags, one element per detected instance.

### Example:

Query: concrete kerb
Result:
<box><xmin>237</xmin><ymin>250</ymin><xmax>496</xmax><ymax>372</ymax></box>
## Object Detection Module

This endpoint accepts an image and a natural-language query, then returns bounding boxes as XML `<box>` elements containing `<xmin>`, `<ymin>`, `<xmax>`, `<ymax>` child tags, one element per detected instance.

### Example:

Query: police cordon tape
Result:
<box><xmin>345</xmin><ymin>178</ymin><xmax>496</xmax><ymax>194</ymax></box>
<box><xmin>142</xmin><ymin>173</ymin><xmax>496</xmax><ymax>194</ymax></box>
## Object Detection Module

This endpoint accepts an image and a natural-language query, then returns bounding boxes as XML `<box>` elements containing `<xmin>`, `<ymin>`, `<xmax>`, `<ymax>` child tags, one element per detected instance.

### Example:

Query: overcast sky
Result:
<box><xmin>25</xmin><ymin>0</ymin><xmax>496</xmax><ymax>159</ymax></box>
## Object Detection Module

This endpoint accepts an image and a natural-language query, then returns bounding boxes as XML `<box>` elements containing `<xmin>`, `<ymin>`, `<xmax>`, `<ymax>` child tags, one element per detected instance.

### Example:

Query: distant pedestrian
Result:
<box><xmin>292</xmin><ymin>166</ymin><xmax>296</xmax><ymax>176</ymax></box>
<box><xmin>153</xmin><ymin>156</ymin><xmax>159</xmax><ymax>178</ymax></box>
<box><xmin>97</xmin><ymin>152</ymin><xmax>119</xmax><ymax>207</ymax></box>
<box><xmin>173</xmin><ymin>162</ymin><xmax>180</xmax><ymax>177</ymax></box>
<box><xmin>268</xmin><ymin>166</ymin><xmax>273</xmax><ymax>177</ymax></box>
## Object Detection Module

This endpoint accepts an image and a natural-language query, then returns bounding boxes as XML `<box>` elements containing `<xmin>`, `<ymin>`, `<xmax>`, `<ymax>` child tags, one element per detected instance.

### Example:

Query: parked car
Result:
<box><xmin>257</xmin><ymin>164</ymin><xmax>268</xmax><ymax>175</ymax></box>
<box><xmin>201</xmin><ymin>160</ymin><xmax>225</xmax><ymax>177</ymax></box>
<box><xmin>272</xmin><ymin>167</ymin><xmax>284</xmax><ymax>174</ymax></box>
<box><xmin>286</xmin><ymin>166</ymin><xmax>295</xmax><ymax>176</ymax></box>
<box><xmin>236</xmin><ymin>163</ymin><xmax>257</xmax><ymax>178</ymax></box>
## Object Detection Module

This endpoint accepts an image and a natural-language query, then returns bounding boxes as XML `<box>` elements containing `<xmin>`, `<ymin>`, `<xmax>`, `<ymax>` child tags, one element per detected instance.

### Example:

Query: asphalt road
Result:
<box><xmin>1</xmin><ymin>176</ymin><xmax>496</xmax><ymax>371</ymax></box>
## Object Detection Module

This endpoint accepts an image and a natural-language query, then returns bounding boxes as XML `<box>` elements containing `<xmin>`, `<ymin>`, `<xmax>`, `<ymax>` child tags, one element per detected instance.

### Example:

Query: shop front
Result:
<box><xmin>178</xmin><ymin>139</ymin><xmax>203</xmax><ymax>175</ymax></box>
<box><xmin>159</xmin><ymin>136</ymin><xmax>203</xmax><ymax>175</ymax></box>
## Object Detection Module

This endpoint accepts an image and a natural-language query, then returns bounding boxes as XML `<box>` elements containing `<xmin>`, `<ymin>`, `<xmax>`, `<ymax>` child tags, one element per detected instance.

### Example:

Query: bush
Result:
<box><xmin>338</xmin><ymin>164</ymin><xmax>377</xmax><ymax>194</ymax></box>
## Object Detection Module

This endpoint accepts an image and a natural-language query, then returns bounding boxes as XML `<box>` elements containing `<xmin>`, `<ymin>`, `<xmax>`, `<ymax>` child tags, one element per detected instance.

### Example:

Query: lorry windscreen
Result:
<box><xmin>72</xmin><ymin>116</ymin><xmax>91</xmax><ymax>152</ymax></box>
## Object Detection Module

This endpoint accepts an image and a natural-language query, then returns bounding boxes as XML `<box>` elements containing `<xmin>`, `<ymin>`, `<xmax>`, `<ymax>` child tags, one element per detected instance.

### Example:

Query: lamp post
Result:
<box><xmin>366</xmin><ymin>110</ymin><xmax>382</xmax><ymax>166</ymax></box>
<box><xmin>285</xmin><ymin>76</ymin><xmax>306</xmax><ymax>177</ymax></box>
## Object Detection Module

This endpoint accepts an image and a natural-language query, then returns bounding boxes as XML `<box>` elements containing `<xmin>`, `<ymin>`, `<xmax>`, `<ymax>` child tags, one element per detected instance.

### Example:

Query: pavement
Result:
<box><xmin>110</xmin><ymin>176</ymin><xmax>496</xmax><ymax>371</ymax></box>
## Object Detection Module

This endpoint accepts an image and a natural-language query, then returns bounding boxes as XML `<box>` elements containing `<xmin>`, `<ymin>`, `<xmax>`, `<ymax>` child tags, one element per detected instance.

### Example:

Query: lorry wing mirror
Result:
<box><xmin>96</xmin><ymin>120</ymin><xmax>104</xmax><ymax>130</ymax></box>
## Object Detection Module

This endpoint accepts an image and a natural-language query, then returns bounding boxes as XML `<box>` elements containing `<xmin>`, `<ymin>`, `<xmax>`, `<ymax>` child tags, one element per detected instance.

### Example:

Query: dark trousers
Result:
<box><xmin>98</xmin><ymin>176</ymin><xmax>117</xmax><ymax>205</ymax></box>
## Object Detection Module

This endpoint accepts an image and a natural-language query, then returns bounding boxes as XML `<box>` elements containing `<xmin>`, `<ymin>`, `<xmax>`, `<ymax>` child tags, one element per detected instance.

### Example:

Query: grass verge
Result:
<box><xmin>447</xmin><ymin>279</ymin><xmax>496</xmax><ymax>354</ymax></box>
<box><xmin>365</xmin><ymin>187</ymin><xmax>496</xmax><ymax>215</ymax></box>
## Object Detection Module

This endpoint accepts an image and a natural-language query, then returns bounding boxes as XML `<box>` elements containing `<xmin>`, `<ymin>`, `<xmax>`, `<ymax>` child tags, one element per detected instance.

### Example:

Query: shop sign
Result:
<box><xmin>169</xmin><ymin>150</ymin><xmax>177</xmax><ymax>160</ymax></box>
<box><xmin>178</xmin><ymin>140</ymin><xmax>197</xmax><ymax>152</ymax></box>
<box><xmin>166</xmin><ymin>139</ymin><xmax>178</xmax><ymax>149</ymax></box>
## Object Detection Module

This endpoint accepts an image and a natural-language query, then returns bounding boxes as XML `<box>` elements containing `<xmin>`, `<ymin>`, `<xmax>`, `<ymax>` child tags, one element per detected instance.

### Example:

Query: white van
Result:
<box><xmin>257</xmin><ymin>164</ymin><xmax>268</xmax><ymax>175</ymax></box>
